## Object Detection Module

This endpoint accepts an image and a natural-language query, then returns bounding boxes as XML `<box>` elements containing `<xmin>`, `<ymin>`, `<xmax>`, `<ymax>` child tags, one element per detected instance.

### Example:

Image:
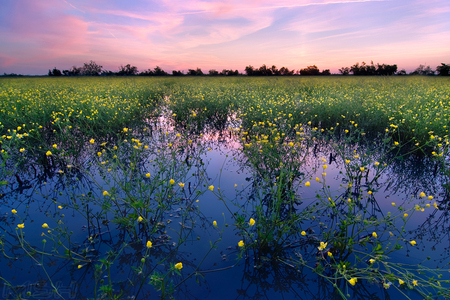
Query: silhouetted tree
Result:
<box><xmin>209</xmin><ymin>69</ymin><xmax>219</xmax><ymax>76</ymax></box>
<box><xmin>279</xmin><ymin>67</ymin><xmax>294</xmax><ymax>76</ymax></box>
<box><xmin>436</xmin><ymin>63</ymin><xmax>450</xmax><ymax>76</ymax></box>
<box><xmin>396</xmin><ymin>69</ymin><xmax>407</xmax><ymax>76</ymax></box>
<box><xmin>172</xmin><ymin>70</ymin><xmax>184</xmax><ymax>76</ymax></box>
<box><xmin>187</xmin><ymin>68</ymin><xmax>203</xmax><ymax>76</ymax></box>
<box><xmin>339</xmin><ymin>67</ymin><xmax>350</xmax><ymax>75</ymax></box>
<box><xmin>81</xmin><ymin>61</ymin><xmax>102</xmax><ymax>76</ymax></box>
<box><xmin>118</xmin><ymin>64</ymin><xmax>138</xmax><ymax>76</ymax></box>
<box><xmin>410</xmin><ymin>64</ymin><xmax>434</xmax><ymax>76</ymax></box>
<box><xmin>48</xmin><ymin>68</ymin><xmax>62</xmax><ymax>76</ymax></box>
<box><xmin>299</xmin><ymin>65</ymin><xmax>321</xmax><ymax>76</ymax></box>
<box><xmin>321</xmin><ymin>69</ymin><xmax>331</xmax><ymax>76</ymax></box>
<box><xmin>244</xmin><ymin>65</ymin><xmax>255</xmax><ymax>76</ymax></box>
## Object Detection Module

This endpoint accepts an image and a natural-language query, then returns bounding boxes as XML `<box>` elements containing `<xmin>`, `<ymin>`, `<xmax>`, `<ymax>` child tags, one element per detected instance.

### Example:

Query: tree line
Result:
<box><xmin>43</xmin><ymin>60</ymin><xmax>450</xmax><ymax>77</ymax></box>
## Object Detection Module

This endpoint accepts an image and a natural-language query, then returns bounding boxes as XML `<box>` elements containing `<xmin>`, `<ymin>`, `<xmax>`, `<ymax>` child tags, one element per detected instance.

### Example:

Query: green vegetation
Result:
<box><xmin>0</xmin><ymin>76</ymin><xmax>449</xmax><ymax>299</ymax></box>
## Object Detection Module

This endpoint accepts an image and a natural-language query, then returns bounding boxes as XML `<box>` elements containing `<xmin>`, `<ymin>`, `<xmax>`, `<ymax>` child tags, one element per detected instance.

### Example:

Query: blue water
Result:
<box><xmin>0</xmin><ymin>124</ymin><xmax>449</xmax><ymax>299</ymax></box>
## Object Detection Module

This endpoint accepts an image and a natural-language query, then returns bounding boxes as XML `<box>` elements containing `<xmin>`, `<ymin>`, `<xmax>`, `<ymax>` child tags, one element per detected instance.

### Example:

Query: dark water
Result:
<box><xmin>0</xmin><ymin>122</ymin><xmax>449</xmax><ymax>299</ymax></box>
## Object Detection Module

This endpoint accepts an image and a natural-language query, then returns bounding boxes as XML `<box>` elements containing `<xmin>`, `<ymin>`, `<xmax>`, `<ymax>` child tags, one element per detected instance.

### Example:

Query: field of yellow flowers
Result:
<box><xmin>0</xmin><ymin>76</ymin><xmax>449</xmax><ymax>299</ymax></box>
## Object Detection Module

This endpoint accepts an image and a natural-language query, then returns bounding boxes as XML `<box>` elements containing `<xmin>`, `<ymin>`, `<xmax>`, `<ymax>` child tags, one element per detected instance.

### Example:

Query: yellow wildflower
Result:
<box><xmin>301</xmin><ymin>231</ymin><xmax>306</xmax><ymax>236</ymax></box>
<box><xmin>17</xmin><ymin>223</ymin><xmax>24</xmax><ymax>229</ymax></box>
<box><xmin>146</xmin><ymin>241</ymin><xmax>152</xmax><ymax>248</ymax></box>
<box><xmin>348</xmin><ymin>278</ymin><xmax>357</xmax><ymax>286</ymax></box>
<box><xmin>178</xmin><ymin>182</ymin><xmax>185</xmax><ymax>188</ymax></box>
<box><xmin>137</xmin><ymin>216</ymin><xmax>143</xmax><ymax>222</ymax></box>
<box><xmin>146</xmin><ymin>173</ymin><xmax>151</xmax><ymax>178</ymax></box>
<box><xmin>103</xmin><ymin>190</ymin><xmax>109</xmax><ymax>196</ymax></box>
<box><xmin>42</xmin><ymin>223</ymin><xmax>49</xmax><ymax>228</ymax></box>
<box><xmin>419</xmin><ymin>192</ymin><xmax>425</xmax><ymax>198</ymax></box>
<box><xmin>213</xmin><ymin>221</ymin><xmax>217</xmax><ymax>227</ymax></box>
<box><xmin>318</xmin><ymin>241</ymin><xmax>327</xmax><ymax>251</ymax></box>
<box><xmin>11</xmin><ymin>209</ymin><xmax>17</xmax><ymax>214</ymax></box>
<box><xmin>305</xmin><ymin>181</ymin><xmax>310</xmax><ymax>187</ymax></box>
<box><xmin>249</xmin><ymin>218</ymin><xmax>255</xmax><ymax>226</ymax></box>
<box><xmin>46</xmin><ymin>151</ymin><xmax>52</xmax><ymax>156</ymax></box>
<box><xmin>174</xmin><ymin>262</ymin><xmax>183</xmax><ymax>270</ymax></box>
<box><xmin>238</xmin><ymin>240</ymin><xmax>244</xmax><ymax>247</ymax></box>
<box><xmin>409</xmin><ymin>240</ymin><xmax>416</xmax><ymax>246</ymax></box>
<box><xmin>89</xmin><ymin>139</ymin><xmax>95</xmax><ymax>144</ymax></box>
<box><xmin>372</xmin><ymin>232</ymin><xmax>377</xmax><ymax>238</ymax></box>
<box><xmin>169</xmin><ymin>179</ymin><xmax>175</xmax><ymax>185</ymax></box>
<box><xmin>398</xmin><ymin>279</ymin><xmax>405</xmax><ymax>285</ymax></box>
<box><xmin>208</xmin><ymin>185</ymin><xmax>214</xmax><ymax>191</ymax></box>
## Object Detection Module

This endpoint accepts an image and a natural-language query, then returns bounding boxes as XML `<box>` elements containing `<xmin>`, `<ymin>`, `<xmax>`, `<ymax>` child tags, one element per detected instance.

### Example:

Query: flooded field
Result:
<box><xmin>0</xmin><ymin>77</ymin><xmax>449</xmax><ymax>299</ymax></box>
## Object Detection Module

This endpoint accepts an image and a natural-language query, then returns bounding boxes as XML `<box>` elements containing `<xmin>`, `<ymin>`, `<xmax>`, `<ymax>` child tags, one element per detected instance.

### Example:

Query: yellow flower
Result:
<box><xmin>419</xmin><ymin>192</ymin><xmax>425</xmax><ymax>198</ymax></box>
<box><xmin>315</xmin><ymin>177</ymin><xmax>320</xmax><ymax>182</ymax></box>
<box><xmin>398</xmin><ymin>279</ymin><xmax>405</xmax><ymax>285</ymax></box>
<box><xmin>78</xmin><ymin>265</ymin><xmax>83</xmax><ymax>269</ymax></box>
<box><xmin>327</xmin><ymin>252</ymin><xmax>333</xmax><ymax>257</ymax></box>
<box><xmin>374</xmin><ymin>162</ymin><xmax>380</xmax><ymax>166</ymax></box>
<box><xmin>383</xmin><ymin>282</ymin><xmax>390</xmax><ymax>289</ymax></box>
<box><xmin>323</xmin><ymin>165</ymin><xmax>328</xmax><ymax>170</ymax></box>
<box><xmin>249</xmin><ymin>218</ymin><xmax>255</xmax><ymax>226</ymax></box>
<box><xmin>368</xmin><ymin>191</ymin><xmax>372</xmax><ymax>195</ymax></box>
<box><xmin>360</xmin><ymin>167</ymin><xmax>365</xmax><ymax>172</ymax></box>
<box><xmin>433</xmin><ymin>202</ymin><xmax>439</xmax><ymax>209</ymax></box>
<box><xmin>123</xmin><ymin>128</ymin><xmax>128</xmax><ymax>132</ymax></box>
<box><xmin>403</xmin><ymin>213</ymin><xmax>408</xmax><ymax>217</ymax></box>
<box><xmin>19</xmin><ymin>148</ymin><xmax>25</xmax><ymax>152</ymax></box>
<box><xmin>89</xmin><ymin>139</ymin><xmax>95</xmax><ymax>144</ymax></box>
<box><xmin>318</xmin><ymin>241</ymin><xmax>327</xmax><ymax>251</ymax></box>
<box><xmin>53</xmin><ymin>144</ymin><xmax>57</xmax><ymax>149</ymax></box>
<box><xmin>42</xmin><ymin>223</ymin><xmax>49</xmax><ymax>228</ymax></box>
<box><xmin>46</xmin><ymin>151</ymin><xmax>52</xmax><ymax>156</ymax></box>
<box><xmin>348</xmin><ymin>278</ymin><xmax>357</xmax><ymax>286</ymax></box>
<box><xmin>178</xmin><ymin>182</ymin><xmax>185</xmax><ymax>188</ymax></box>
<box><xmin>305</xmin><ymin>181</ymin><xmax>310</xmax><ymax>187</ymax></box>
<box><xmin>146</xmin><ymin>173</ymin><xmax>151</xmax><ymax>178</ymax></box>
<box><xmin>103</xmin><ymin>190</ymin><xmax>109</xmax><ymax>196</ymax></box>
<box><xmin>17</xmin><ymin>223</ymin><xmax>24</xmax><ymax>229</ymax></box>
<box><xmin>169</xmin><ymin>179</ymin><xmax>175</xmax><ymax>185</ymax></box>
<box><xmin>412</xmin><ymin>279</ymin><xmax>418</xmax><ymax>286</ymax></box>
<box><xmin>345</xmin><ymin>159</ymin><xmax>350</xmax><ymax>164</ymax></box>
<box><xmin>11</xmin><ymin>209</ymin><xmax>17</xmax><ymax>214</ymax></box>
<box><xmin>372</xmin><ymin>232</ymin><xmax>377</xmax><ymax>238</ymax></box>
<box><xmin>238</xmin><ymin>240</ymin><xmax>244</xmax><ymax>247</ymax></box>
<box><xmin>208</xmin><ymin>185</ymin><xmax>214</xmax><ymax>191</ymax></box>
<box><xmin>58</xmin><ymin>206</ymin><xmax>63</xmax><ymax>209</ymax></box>
<box><xmin>174</xmin><ymin>262</ymin><xmax>183</xmax><ymax>270</ymax></box>
<box><xmin>97</xmin><ymin>152</ymin><xmax>102</xmax><ymax>157</ymax></box>
<box><xmin>213</xmin><ymin>221</ymin><xmax>217</xmax><ymax>227</ymax></box>
<box><xmin>394</xmin><ymin>141</ymin><xmax>399</xmax><ymax>146</ymax></box>
<box><xmin>146</xmin><ymin>241</ymin><xmax>152</xmax><ymax>248</ymax></box>
<box><xmin>234</xmin><ymin>184</ymin><xmax>237</xmax><ymax>187</ymax></box>
<box><xmin>369</xmin><ymin>258</ymin><xmax>375</xmax><ymax>264</ymax></box>
<box><xmin>301</xmin><ymin>231</ymin><xmax>306</xmax><ymax>236</ymax></box>
<box><xmin>137</xmin><ymin>216</ymin><xmax>143</xmax><ymax>222</ymax></box>
<box><xmin>391</xmin><ymin>202</ymin><xmax>396</xmax><ymax>206</ymax></box>
<box><xmin>427</xmin><ymin>195</ymin><xmax>433</xmax><ymax>200</ymax></box>
<box><xmin>409</xmin><ymin>240</ymin><xmax>416</xmax><ymax>246</ymax></box>
<box><xmin>288</xmin><ymin>142</ymin><xmax>294</xmax><ymax>147</ymax></box>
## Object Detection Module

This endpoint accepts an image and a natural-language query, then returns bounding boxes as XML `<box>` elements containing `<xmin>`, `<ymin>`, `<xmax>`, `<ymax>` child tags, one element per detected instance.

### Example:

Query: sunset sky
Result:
<box><xmin>1</xmin><ymin>0</ymin><xmax>449</xmax><ymax>75</ymax></box>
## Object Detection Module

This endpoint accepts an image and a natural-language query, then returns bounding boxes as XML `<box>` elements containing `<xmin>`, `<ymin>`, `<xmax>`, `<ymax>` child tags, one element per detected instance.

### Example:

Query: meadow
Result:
<box><xmin>0</xmin><ymin>76</ymin><xmax>449</xmax><ymax>299</ymax></box>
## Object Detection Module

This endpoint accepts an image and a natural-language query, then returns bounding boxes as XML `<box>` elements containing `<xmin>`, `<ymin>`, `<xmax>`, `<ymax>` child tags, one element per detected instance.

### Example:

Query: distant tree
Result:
<box><xmin>187</xmin><ymin>68</ymin><xmax>203</xmax><ymax>76</ymax></box>
<box><xmin>81</xmin><ymin>60</ymin><xmax>103</xmax><ymax>76</ymax></box>
<box><xmin>172</xmin><ymin>70</ymin><xmax>184</xmax><ymax>76</ymax></box>
<box><xmin>436</xmin><ymin>63</ymin><xmax>450</xmax><ymax>76</ymax></box>
<box><xmin>396</xmin><ymin>69</ymin><xmax>407</xmax><ymax>76</ymax></box>
<box><xmin>299</xmin><ymin>65</ymin><xmax>321</xmax><ymax>76</ymax></box>
<box><xmin>48</xmin><ymin>68</ymin><xmax>62</xmax><ymax>76</ymax></box>
<box><xmin>339</xmin><ymin>67</ymin><xmax>350</xmax><ymax>75</ymax></box>
<box><xmin>118</xmin><ymin>64</ymin><xmax>138</xmax><ymax>76</ymax></box>
<box><xmin>69</xmin><ymin>66</ymin><xmax>82</xmax><ymax>76</ymax></box>
<box><xmin>279</xmin><ymin>67</ymin><xmax>294</xmax><ymax>76</ymax></box>
<box><xmin>321</xmin><ymin>69</ymin><xmax>331</xmax><ymax>76</ymax></box>
<box><xmin>375</xmin><ymin>63</ymin><xmax>397</xmax><ymax>75</ymax></box>
<box><xmin>271</xmin><ymin>65</ymin><xmax>280</xmax><ymax>76</ymax></box>
<box><xmin>410</xmin><ymin>64</ymin><xmax>434</xmax><ymax>76</ymax></box>
<box><xmin>209</xmin><ymin>69</ymin><xmax>219</xmax><ymax>76</ymax></box>
<box><xmin>258</xmin><ymin>64</ymin><xmax>272</xmax><ymax>76</ymax></box>
<box><xmin>244</xmin><ymin>65</ymin><xmax>255</xmax><ymax>76</ymax></box>
<box><xmin>153</xmin><ymin>66</ymin><xmax>168</xmax><ymax>76</ymax></box>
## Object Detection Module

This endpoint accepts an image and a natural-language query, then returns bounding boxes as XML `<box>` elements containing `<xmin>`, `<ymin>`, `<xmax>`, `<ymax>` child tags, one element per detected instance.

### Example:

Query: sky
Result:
<box><xmin>0</xmin><ymin>0</ymin><xmax>449</xmax><ymax>75</ymax></box>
